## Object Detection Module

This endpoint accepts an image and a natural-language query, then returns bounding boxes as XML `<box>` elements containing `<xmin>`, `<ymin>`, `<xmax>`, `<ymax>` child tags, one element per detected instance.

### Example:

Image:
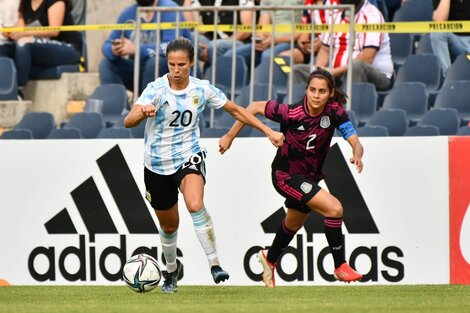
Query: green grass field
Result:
<box><xmin>1</xmin><ymin>285</ymin><xmax>469</xmax><ymax>313</ymax></box>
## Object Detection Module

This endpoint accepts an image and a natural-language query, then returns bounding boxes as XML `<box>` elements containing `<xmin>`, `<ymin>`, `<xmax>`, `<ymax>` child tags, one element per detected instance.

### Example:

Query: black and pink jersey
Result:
<box><xmin>265</xmin><ymin>98</ymin><xmax>351</xmax><ymax>182</ymax></box>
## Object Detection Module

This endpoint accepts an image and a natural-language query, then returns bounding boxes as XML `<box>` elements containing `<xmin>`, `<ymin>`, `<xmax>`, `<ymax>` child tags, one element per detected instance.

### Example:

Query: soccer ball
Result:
<box><xmin>122</xmin><ymin>253</ymin><xmax>162</xmax><ymax>293</ymax></box>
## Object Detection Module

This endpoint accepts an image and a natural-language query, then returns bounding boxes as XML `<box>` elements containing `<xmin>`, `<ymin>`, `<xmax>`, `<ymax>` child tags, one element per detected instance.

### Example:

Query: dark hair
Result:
<box><xmin>306</xmin><ymin>68</ymin><xmax>348</xmax><ymax>105</ymax></box>
<box><xmin>166</xmin><ymin>37</ymin><xmax>194</xmax><ymax>63</ymax></box>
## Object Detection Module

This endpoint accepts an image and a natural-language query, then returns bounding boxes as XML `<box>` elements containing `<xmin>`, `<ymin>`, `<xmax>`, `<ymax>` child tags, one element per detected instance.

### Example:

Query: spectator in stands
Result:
<box><xmin>293</xmin><ymin>0</ymin><xmax>394</xmax><ymax>92</ymax></box>
<box><xmin>99</xmin><ymin>0</ymin><xmax>192</xmax><ymax>94</ymax></box>
<box><xmin>0</xmin><ymin>0</ymin><xmax>82</xmax><ymax>88</ymax></box>
<box><xmin>277</xmin><ymin>0</ymin><xmax>339</xmax><ymax>65</ymax></box>
<box><xmin>194</xmin><ymin>0</ymin><xmax>256</xmax><ymax>72</ymax></box>
<box><xmin>224</xmin><ymin>0</ymin><xmax>304</xmax><ymax>68</ymax></box>
<box><xmin>430</xmin><ymin>0</ymin><xmax>470</xmax><ymax>75</ymax></box>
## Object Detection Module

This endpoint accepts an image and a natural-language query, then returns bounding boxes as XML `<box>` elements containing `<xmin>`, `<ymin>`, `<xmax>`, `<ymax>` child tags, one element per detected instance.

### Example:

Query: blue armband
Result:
<box><xmin>338</xmin><ymin>120</ymin><xmax>356</xmax><ymax>139</ymax></box>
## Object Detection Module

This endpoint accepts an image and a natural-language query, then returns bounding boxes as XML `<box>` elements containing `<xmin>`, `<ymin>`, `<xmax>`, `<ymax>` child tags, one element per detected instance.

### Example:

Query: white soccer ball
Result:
<box><xmin>122</xmin><ymin>253</ymin><xmax>162</xmax><ymax>293</ymax></box>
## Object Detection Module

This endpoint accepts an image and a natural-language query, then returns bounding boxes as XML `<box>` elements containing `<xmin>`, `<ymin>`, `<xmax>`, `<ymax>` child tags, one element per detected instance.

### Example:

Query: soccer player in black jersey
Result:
<box><xmin>219</xmin><ymin>68</ymin><xmax>364</xmax><ymax>286</ymax></box>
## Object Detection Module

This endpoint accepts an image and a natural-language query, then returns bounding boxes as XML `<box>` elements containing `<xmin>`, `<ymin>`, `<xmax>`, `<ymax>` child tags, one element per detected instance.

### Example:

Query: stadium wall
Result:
<box><xmin>0</xmin><ymin>137</ymin><xmax>468</xmax><ymax>286</ymax></box>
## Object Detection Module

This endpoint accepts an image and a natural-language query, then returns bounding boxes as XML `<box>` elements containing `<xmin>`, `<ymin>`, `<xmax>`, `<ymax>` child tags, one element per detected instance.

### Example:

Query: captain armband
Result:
<box><xmin>338</xmin><ymin>120</ymin><xmax>356</xmax><ymax>139</ymax></box>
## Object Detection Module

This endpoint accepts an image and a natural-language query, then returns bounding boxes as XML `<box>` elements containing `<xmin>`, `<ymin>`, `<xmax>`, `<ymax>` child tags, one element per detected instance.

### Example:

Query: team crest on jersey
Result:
<box><xmin>300</xmin><ymin>182</ymin><xmax>312</xmax><ymax>194</ymax></box>
<box><xmin>145</xmin><ymin>190</ymin><xmax>152</xmax><ymax>202</ymax></box>
<box><xmin>320</xmin><ymin>116</ymin><xmax>331</xmax><ymax>128</ymax></box>
<box><xmin>192</xmin><ymin>95</ymin><xmax>200</xmax><ymax>107</ymax></box>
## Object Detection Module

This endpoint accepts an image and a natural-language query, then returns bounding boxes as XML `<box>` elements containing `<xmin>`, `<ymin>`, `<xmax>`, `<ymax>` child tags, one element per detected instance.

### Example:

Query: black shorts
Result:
<box><xmin>144</xmin><ymin>152</ymin><xmax>206</xmax><ymax>211</ymax></box>
<box><xmin>271</xmin><ymin>170</ymin><xmax>321</xmax><ymax>214</ymax></box>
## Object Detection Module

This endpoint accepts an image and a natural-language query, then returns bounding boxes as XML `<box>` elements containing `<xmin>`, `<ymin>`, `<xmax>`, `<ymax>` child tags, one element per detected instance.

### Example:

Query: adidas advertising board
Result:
<box><xmin>0</xmin><ymin>137</ymin><xmax>467</xmax><ymax>285</ymax></box>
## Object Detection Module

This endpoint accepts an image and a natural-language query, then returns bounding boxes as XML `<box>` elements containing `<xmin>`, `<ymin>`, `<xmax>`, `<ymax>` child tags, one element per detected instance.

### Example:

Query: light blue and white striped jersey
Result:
<box><xmin>136</xmin><ymin>74</ymin><xmax>227</xmax><ymax>175</ymax></box>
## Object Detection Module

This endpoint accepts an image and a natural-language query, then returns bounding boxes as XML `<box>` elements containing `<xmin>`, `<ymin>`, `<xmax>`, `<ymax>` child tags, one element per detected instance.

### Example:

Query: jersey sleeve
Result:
<box><xmin>205</xmin><ymin>84</ymin><xmax>228</xmax><ymax>109</ymax></box>
<box><xmin>135</xmin><ymin>81</ymin><xmax>161</xmax><ymax>108</ymax></box>
<box><xmin>265</xmin><ymin>100</ymin><xmax>289</xmax><ymax>124</ymax></box>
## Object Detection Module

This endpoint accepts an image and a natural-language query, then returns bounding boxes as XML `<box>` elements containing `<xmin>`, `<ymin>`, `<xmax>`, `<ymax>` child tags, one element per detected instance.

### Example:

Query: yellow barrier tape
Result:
<box><xmin>1</xmin><ymin>21</ymin><xmax>470</xmax><ymax>34</ymax></box>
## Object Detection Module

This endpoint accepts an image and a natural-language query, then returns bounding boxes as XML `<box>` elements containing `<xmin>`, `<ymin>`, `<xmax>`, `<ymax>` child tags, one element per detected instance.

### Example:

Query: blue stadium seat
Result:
<box><xmin>234</xmin><ymin>83</ymin><xmax>278</xmax><ymax>107</ymax></box>
<box><xmin>433</xmin><ymin>81</ymin><xmax>470</xmax><ymax>124</ymax></box>
<box><xmin>97</xmin><ymin>127</ymin><xmax>132</xmax><ymax>139</ymax></box>
<box><xmin>87</xmin><ymin>84</ymin><xmax>129</xmax><ymax>126</ymax></box>
<box><xmin>418</xmin><ymin>108</ymin><xmax>460</xmax><ymax>135</ymax></box>
<box><xmin>254</xmin><ymin>56</ymin><xmax>290</xmax><ymax>98</ymax></box>
<box><xmin>46</xmin><ymin>128</ymin><xmax>82</xmax><ymax>139</ymax></box>
<box><xmin>395</xmin><ymin>54</ymin><xmax>442</xmax><ymax>93</ymax></box>
<box><xmin>456</xmin><ymin>126</ymin><xmax>470</xmax><ymax>136</ymax></box>
<box><xmin>64</xmin><ymin>112</ymin><xmax>105</xmax><ymax>138</ymax></box>
<box><xmin>357</xmin><ymin>125</ymin><xmax>389</xmax><ymax>137</ymax></box>
<box><xmin>29</xmin><ymin>65</ymin><xmax>80</xmax><ymax>80</ymax></box>
<box><xmin>392</xmin><ymin>0</ymin><xmax>433</xmax><ymax>22</ymax></box>
<box><xmin>366</xmin><ymin>109</ymin><xmax>408</xmax><ymax>136</ymax></box>
<box><xmin>14</xmin><ymin>112</ymin><xmax>56</xmax><ymax>139</ymax></box>
<box><xmin>213</xmin><ymin>111</ymin><xmax>253</xmax><ymax>137</ymax></box>
<box><xmin>0</xmin><ymin>129</ymin><xmax>33</xmax><ymax>139</ymax></box>
<box><xmin>443</xmin><ymin>54</ymin><xmax>470</xmax><ymax>85</ymax></box>
<box><xmin>347</xmin><ymin>110</ymin><xmax>358</xmax><ymax>129</ymax></box>
<box><xmin>351</xmin><ymin>82</ymin><xmax>378</xmax><ymax>126</ymax></box>
<box><xmin>389</xmin><ymin>33</ymin><xmax>413</xmax><ymax>70</ymax></box>
<box><xmin>415</xmin><ymin>34</ymin><xmax>433</xmax><ymax>55</ymax></box>
<box><xmin>283</xmin><ymin>83</ymin><xmax>305</xmax><ymax>104</ymax></box>
<box><xmin>0</xmin><ymin>57</ymin><xmax>18</xmax><ymax>100</ymax></box>
<box><xmin>382</xmin><ymin>82</ymin><xmax>428</xmax><ymax>125</ymax></box>
<box><xmin>404</xmin><ymin>125</ymin><xmax>440</xmax><ymax>136</ymax></box>
<box><xmin>205</xmin><ymin>55</ymin><xmax>248</xmax><ymax>98</ymax></box>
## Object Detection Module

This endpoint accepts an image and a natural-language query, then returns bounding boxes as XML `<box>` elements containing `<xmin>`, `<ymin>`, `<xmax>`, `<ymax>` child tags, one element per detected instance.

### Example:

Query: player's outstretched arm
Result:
<box><xmin>124</xmin><ymin>103</ymin><xmax>157</xmax><ymax>128</ymax></box>
<box><xmin>346</xmin><ymin>134</ymin><xmax>364</xmax><ymax>173</ymax></box>
<box><xmin>219</xmin><ymin>100</ymin><xmax>283</xmax><ymax>154</ymax></box>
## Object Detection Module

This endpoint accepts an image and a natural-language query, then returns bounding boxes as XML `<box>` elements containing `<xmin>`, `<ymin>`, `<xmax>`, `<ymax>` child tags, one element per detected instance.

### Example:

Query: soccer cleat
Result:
<box><xmin>257</xmin><ymin>249</ymin><xmax>276</xmax><ymax>288</ymax></box>
<box><xmin>211</xmin><ymin>265</ymin><xmax>230</xmax><ymax>284</ymax></box>
<box><xmin>161</xmin><ymin>260</ymin><xmax>183</xmax><ymax>293</ymax></box>
<box><xmin>334</xmin><ymin>262</ymin><xmax>363</xmax><ymax>283</ymax></box>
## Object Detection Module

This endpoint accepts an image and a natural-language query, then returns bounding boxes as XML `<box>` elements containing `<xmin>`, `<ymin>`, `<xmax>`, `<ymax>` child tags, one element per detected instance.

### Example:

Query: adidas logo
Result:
<box><xmin>297</xmin><ymin>125</ymin><xmax>305</xmax><ymax>131</ymax></box>
<box><xmin>28</xmin><ymin>145</ymin><xmax>175</xmax><ymax>283</ymax></box>
<box><xmin>45</xmin><ymin>145</ymin><xmax>158</xmax><ymax>236</ymax></box>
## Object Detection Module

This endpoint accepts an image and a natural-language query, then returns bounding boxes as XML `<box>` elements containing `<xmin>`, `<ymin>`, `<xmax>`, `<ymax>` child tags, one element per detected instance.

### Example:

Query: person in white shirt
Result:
<box><xmin>124</xmin><ymin>37</ymin><xmax>284</xmax><ymax>293</ymax></box>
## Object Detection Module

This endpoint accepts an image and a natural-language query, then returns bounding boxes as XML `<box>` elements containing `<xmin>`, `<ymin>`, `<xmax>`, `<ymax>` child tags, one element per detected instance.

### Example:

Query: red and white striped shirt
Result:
<box><xmin>321</xmin><ymin>0</ymin><xmax>394</xmax><ymax>78</ymax></box>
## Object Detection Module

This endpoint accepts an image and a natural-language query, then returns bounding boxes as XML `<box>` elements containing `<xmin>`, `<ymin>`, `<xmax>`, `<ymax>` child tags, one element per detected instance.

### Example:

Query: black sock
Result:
<box><xmin>267</xmin><ymin>219</ymin><xmax>296</xmax><ymax>264</ymax></box>
<box><xmin>324</xmin><ymin>217</ymin><xmax>346</xmax><ymax>269</ymax></box>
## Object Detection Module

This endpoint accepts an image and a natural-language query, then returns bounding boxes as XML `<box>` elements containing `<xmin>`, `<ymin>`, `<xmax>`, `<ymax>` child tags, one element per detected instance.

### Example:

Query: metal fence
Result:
<box><xmin>133</xmin><ymin>4</ymin><xmax>355</xmax><ymax>124</ymax></box>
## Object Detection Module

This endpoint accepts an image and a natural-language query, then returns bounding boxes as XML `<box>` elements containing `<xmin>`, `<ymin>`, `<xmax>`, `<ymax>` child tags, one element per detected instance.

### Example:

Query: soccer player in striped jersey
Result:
<box><xmin>219</xmin><ymin>68</ymin><xmax>364</xmax><ymax>287</ymax></box>
<box><xmin>124</xmin><ymin>37</ymin><xmax>284</xmax><ymax>293</ymax></box>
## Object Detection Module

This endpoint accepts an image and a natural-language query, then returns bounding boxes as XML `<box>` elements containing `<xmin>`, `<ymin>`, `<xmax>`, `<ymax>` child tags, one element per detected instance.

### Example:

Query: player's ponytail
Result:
<box><xmin>306</xmin><ymin>68</ymin><xmax>348</xmax><ymax>106</ymax></box>
<box><xmin>166</xmin><ymin>37</ymin><xmax>195</xmax><ymax>63</ymax></box>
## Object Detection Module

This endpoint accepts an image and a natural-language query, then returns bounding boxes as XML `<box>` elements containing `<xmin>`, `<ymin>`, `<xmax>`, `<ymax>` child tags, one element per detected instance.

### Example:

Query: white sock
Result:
<box><xmin>159</xmin><ymin>228</ymin><xmax>178</xmax><ymax>273</ymax></box>
<box><xmin>190</xmin><ymin>207</ymin><xmax>219</xmax><ymax>267</ymax></box>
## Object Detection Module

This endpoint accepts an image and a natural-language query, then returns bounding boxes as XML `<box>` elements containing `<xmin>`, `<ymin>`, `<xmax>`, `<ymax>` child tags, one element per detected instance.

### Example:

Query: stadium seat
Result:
<box><xmin>418</xmin><ymin>108</ymin><xmax>460</xmax><ymax>135</ymax></box>
<box><xmin>395</xmin><ymin>54</ymin><xmax>442</xmax><ymax>93</ymax></box>
<box><xmin>234</xmin><ymin>83</ymin><xmax>278</xmax><ymax>107</ymax></box>
<box><xmin>0</xmin><ymin>129</ymin><xmax>33</xmax><ymax>139</ymax></box>
<box><xmin>433</xmin><ymin>81</ymin><xmax>470</xmax><ymax>125</ymax></box>
<box><xmin>404</xmin><ymin>125</ymin><xmax>440</xmax><ymax>136</ymax></box>
<box><xmin>351</xmin><ymin>82</ymin><xmax>378</xmax><ymax>126</ymax></box>
<box><xmin>29</xmin><ymin>65</ymin><xmax>80</xmax><ymax>80</ymax></box>
<box><xmin>87</xmin><ymin>84</ymin><xmax>129</xmax><ymax>126</ymax></box>
<box><xmin>205</xmin><ymin>55</ymin><xmax>248</xmax><ymax>98</ymax></box>
<box><xmin>443</xmin><ymin>54</ymin><xmax>470</xmax><ymax>85</ymax></box>
<box><xmin>283</xmin><ymin>83</ymin><xmax>305</xmax><ymax>104</ymax></box>
<box><xmin>46</xmin><ymin>128</ymin><xmax>83</xmax><ymax>139</ymax></box>
<box><xmin>200</xmin><ymin>127</ymin><xmax>230</xmax><ymax>138</ymax></box>
<box><xmin>347</xmin><ymin>110</ymin><xmax>358</xmax><ymax>129</ymax></box>
<box><xmin>382</xmin><ymin>82</ymin><xmax>428</xmax><ymax>125</ymax></box>
<box><xmin>254</xmin><ymin>56</ymin><xmax>291</xmax><ymax>98</ymax></box>
<box><xmin>14</xmin><ymin>112</ymin><xmax>56</xmax><ymax>139</ymax></box>
<box><xmin>365</xmin><ymin>109</ymin><xmax>408</xmax><ymax>136</ymax></box>
<box><xmin>392</xmin><ymin>0</ymin><xmax>433</xmax><ymax>22</ymax></box>
<box><xmin>415</xmin><ymin>34</ymin><xmax>433</xmax><ymax>55</ymax></box>
<box><xmin>357</xmin><ymin>125</ymin><xmax>389</xmax><ymax>137</ymax></box>
<box><xmin>213</xmin><ymin>111</ymin><xmax>253</xmax><ymax>137</ymax></box>
<box><xmin>389</xmin><ymin>33</ymin><xmax>413</xmax><ymax>70</ymax></box>
<box><xmin>456</xmin><ymin>126</ymin><xmax>470</xmax><ymax>136</ymax></box>
<box><xmin>0</xmin><ymin>57</ymin><xmax>18</xmax><ymax>100</ymax></box>
<box><xmin>63</xmin><ymin>112</ymin><xmax>105</xmax><ymax>139</ymax></box>
<box><xmin>97</xmin><ymin>127</ymin><xmax>133</xmax><ymax>139</ymax></box>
